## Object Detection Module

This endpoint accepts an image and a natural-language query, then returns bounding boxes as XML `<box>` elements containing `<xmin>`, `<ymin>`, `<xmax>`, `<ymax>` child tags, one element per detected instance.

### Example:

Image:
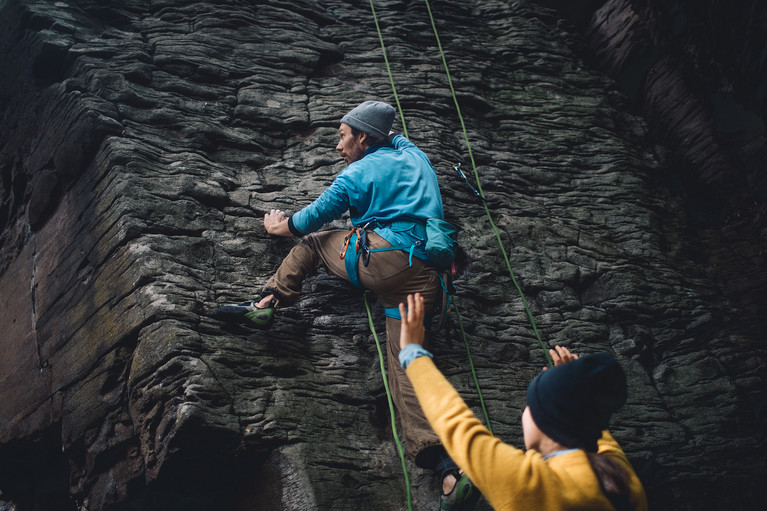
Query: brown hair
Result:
<box><xmin>586</xmin><ymin>452</ymin><xmax>632</xmax><ymax>511</ymax></box>
<box><xmin>350</xmin><ymin>126</ymin><xmax>386</xmax><ymax>147</ymax></box>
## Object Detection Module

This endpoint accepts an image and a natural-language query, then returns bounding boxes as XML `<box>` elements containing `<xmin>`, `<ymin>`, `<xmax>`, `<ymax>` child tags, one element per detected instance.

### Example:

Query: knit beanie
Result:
<box><xmin>526</xmin><ymin>352</ymin><xmax>627</xmax><ymax>452</ymax></box>
<box><xmin>340</xmin><ymin>100</ymin><xmax>395</xmax><ymax>138</ymax></box>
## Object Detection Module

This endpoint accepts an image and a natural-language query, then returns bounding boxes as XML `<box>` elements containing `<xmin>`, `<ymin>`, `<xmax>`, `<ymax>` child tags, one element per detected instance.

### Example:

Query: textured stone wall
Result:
<box><xmin>0</xmin><ymin>0</ymin><xmax>765</xmax><ymax>510</ymax></box>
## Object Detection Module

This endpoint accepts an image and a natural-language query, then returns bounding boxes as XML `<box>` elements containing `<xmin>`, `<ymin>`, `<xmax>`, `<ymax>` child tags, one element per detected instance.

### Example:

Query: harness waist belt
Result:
<box><xmin>377</xmin><ymin>220</ymin><xmax>427</xmax><ymax>240</ymax></box>
<box><xmin>342</xmin><ymin>229</ymin><xmax>417</xmax><ymax>289</ymax></box>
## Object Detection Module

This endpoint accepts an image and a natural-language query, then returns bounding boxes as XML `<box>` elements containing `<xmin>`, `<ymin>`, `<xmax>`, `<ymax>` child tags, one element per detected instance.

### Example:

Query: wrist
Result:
<box><xmin>399</xmin><ymin>344</ymin><xmax>432</xmax><ymax>369</ymax></box>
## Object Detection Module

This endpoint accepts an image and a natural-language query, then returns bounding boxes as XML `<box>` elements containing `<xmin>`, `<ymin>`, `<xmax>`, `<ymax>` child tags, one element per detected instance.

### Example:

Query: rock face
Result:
<box><xmin>0</xmin><ymin>0</ymin><xmax>764</xmax><ymax>509</ymax></box>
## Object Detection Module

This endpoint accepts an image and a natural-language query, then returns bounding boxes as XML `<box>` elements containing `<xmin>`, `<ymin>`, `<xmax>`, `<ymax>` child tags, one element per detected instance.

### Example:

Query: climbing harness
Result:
<box><xmin>339</xmin><ymin>217</ymin><xmax>457</xmax><ymax>285</ymax></box>
<box><xmin>340</xmin><ymin>222</ymin><xmax>419</xmax><ymax>289</ymax></box>
<box><xmin>339</xmin><ymin>226</ymin><xmax>366</xmax><ymax>289</ymax></box>
<box><xmin>340</xmin><ymin>222</ymin><xmax>438</xmax><ymax>327</ymax></box>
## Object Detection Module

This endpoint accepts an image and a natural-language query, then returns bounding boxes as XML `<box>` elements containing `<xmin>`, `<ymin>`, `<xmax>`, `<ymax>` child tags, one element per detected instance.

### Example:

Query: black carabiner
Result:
<box><xmin>358</xmin><ymin>228</ymin><xmax>371</xmax><ymax>267</ymax></box>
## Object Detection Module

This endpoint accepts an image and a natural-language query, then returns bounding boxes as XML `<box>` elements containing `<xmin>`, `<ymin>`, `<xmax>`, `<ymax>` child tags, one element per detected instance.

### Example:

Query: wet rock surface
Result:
<box><xmin>0</xmin><ymin>0</ymin><xmax>765</xmax><ymax>509</ymax></box>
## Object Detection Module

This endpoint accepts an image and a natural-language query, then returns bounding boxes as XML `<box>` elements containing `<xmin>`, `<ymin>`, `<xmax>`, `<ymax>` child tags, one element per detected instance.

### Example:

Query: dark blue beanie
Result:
<box><xmin>526</xmin><ymin>352</ymin><xmax>627</xmax><ymax>452</ymax></box>
<box><xmin>340</xmin><ymin>100</ymin><xmax>395</xmax><ymax>138</ymax></box>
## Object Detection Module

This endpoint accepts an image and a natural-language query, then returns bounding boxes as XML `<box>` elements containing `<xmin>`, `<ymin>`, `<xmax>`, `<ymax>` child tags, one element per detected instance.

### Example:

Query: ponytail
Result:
<box><xmin>586</xmin><ymin>452</ymin><xmax>632</xmax><ymax>511</ymax></box>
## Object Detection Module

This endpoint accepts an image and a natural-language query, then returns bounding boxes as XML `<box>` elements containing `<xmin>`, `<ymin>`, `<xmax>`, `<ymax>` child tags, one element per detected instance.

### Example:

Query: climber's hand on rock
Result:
<box><xmin>263</xmin><ymin>209</ymin><xmax>292</xmax><ymax>236</ymax></box>
<box><xmin>399</xmin><ymin>293</ymin><xmax>426</xmax><ymax>349</ymax></box>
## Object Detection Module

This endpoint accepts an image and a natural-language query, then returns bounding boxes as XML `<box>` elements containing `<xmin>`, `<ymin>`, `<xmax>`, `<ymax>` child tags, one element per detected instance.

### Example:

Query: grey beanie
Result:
<box><xmin>340</xmin><ymin>101</ymin><xmax>395</xmax><ymax>138</ymax></box>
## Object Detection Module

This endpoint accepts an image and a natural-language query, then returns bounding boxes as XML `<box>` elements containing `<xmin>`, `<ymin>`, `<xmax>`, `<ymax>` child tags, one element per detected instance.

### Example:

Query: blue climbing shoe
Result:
<box><xmin>216</xmin><ymin>298</ymin><xmax>276</xmax><ymax>329</ymax></box>
<box><xmin>439</xmin><ymin>471</ymin><xmax>480</xmax><ymax>510</ymax></box>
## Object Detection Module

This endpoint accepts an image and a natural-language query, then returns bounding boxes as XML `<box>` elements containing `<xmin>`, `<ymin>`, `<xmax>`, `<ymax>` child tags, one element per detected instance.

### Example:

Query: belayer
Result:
<box><xmin>399</xmin><ymin>293</ymin><xmax>649</xmax><ymax>511</ymax></box>
<box><xmin>217</xmin><ymin>101</ymin><xmax>478</xmax><ymax>509</ymax></box>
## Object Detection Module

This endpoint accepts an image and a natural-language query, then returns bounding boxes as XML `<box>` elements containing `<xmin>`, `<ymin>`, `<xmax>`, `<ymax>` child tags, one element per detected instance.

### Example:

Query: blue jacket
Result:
<box><xmin>289</xmin><ymin>135</ymin><xmax>444</xmax><ymax>263</ymax></box>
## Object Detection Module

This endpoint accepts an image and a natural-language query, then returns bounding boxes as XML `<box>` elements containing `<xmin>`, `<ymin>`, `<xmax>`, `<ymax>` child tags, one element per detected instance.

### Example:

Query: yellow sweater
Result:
<box><xmin>407</xmin><ymin>357</ymin><xmax>648</xmax><ymax>511</ymax></box>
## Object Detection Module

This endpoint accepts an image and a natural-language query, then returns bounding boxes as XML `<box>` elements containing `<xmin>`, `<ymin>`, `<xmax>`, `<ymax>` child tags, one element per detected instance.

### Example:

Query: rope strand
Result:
<box><xmin>452</xmin><ymin>296</ymin><xmax>493</xmax><ymax>434</ymax></box>
<box><xmin>369</xmin><ymin>0</ymin><xmax>408</xmax><ymax>138</ymax></box>
<box><xmin>367</xmin><ymin>0</ymin><xmax>497</xmax><ymax>451</ymax></box>
<box><xmin>363</xmin><ymin>292</ymin><xmax>413</xmax><ymax>511</ymax></box>
<box><xmin>423</xmin><ymin>0</ymin><xmax>553</xmax><ymax>366</ymax></box>
<box><xmin>360</xmin><ymin>6</ymin><xmax>552</xmax><ymax>509</ymax></box>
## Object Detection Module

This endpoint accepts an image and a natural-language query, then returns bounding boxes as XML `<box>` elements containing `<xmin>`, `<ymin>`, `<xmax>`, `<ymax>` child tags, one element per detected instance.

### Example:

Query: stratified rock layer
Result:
<box><xmin>1</xmin><ymin>1</ymin><xmax>764</xmax><ymax>510</ymax></box>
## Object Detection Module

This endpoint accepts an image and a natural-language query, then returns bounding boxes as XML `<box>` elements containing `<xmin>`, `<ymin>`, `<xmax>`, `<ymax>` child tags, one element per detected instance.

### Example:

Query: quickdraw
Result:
<box><xmin>340</xmin><ymin>225</ymin><xmax>371</xmax><ymax>266</ymax></box>
<box><xmin>454</xmin><ymin>163</ymin><xmax>482</xmax><ymax>202</ymax></box>
<box><xmin>339</xmin><ymin>227</ymin><xmax>358</xmax><ymax>260</ymax></box>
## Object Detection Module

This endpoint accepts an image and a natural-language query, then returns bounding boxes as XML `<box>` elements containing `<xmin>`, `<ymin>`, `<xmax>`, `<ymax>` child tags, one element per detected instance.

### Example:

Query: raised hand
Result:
<box><xmin>399</xmin><ymin>293</ymin><xmax>426</xmax><ymax>350</ymax></box>
<box><xmin>544</xmin><ymin>345</ymin><xmax>579</xmax><ymax>370</ymax></box>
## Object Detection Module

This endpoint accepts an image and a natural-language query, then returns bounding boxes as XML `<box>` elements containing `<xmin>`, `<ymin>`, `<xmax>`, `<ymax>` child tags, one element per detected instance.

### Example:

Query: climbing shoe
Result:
<box><xmin>439</xmin><ymin>471</ymin><xmax>480</xmax><ymax>510</ymax></box>
<box><xmin>216</xmin><ymin>298</ymin><xmax>276</xmax><ymax>329</ymax></box>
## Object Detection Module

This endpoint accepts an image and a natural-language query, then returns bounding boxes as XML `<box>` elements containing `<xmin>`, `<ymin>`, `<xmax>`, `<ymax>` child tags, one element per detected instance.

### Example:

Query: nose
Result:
<box><xmin>335</xmin><ymin>140</ymin><xmax>343</xmax><ymax>152</ymax></box>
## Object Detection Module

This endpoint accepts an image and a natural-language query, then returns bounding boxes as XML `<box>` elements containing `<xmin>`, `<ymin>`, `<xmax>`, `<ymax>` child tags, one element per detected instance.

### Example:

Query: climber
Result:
<box><xmin>398</xmin><ymin>293</ymin><xmax>649</xmax><ymax>511</ymax></box>
<box><xmin>216</xmin><ymin>100</ymin><xmax>476</xmax><ymax>509</ymax></box>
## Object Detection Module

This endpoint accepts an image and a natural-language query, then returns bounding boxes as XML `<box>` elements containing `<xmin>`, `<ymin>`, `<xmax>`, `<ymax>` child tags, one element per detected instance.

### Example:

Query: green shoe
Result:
<box><xmin>216</xmin><ymin>298</ymin><xmax>276</xmax><ymax>329</ymax></box>
<box><xmin>439</xmin><ymin>471</ymin><xmax>480</xmax><ymax>510</ymax></box>
<box><xmin>244</xmin><ymin>305</ymin><xmax>275</xmax><ymax>329</ymax></box>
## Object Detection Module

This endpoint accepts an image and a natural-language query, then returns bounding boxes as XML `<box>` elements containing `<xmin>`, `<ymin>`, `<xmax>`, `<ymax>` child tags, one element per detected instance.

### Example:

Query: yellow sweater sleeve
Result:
<box><xmin>406</xmin><ymin>356</ymin><xmax>649</xmax><ymax>511</ymax></box>
<box><xmin>406</xmin><ymin>356</ymin><xmax>534</xmax><ymax>509</ymax></box>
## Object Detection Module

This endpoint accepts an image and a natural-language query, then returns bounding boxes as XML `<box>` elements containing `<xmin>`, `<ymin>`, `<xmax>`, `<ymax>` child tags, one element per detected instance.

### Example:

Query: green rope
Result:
<box><xmin>423</xmin><ymin>0</ymin><xmax>552</xmax><ymax>367</ymax></box>
<box><xmin>451</xmin><ymin>296</ymin><xmax>493</xmax><ymax>434</ymax></box>
<box><xmin>368</xmin><ymin>0</ymin><xmax>408</xmax><ymax>139</ymax></box>
<box><xmin>363</xmin><ymin>291</ymin><xmax>413</xmax><ymax>511</ymax></box>
<box><xmin>368</xmin><ymin>0</ymin><xmax>498</xmax><ymax>437</ymax></box>
<box><xmin>361</xmin><ymin>9</ymin><xmax>552</xmax><ymax>508</ymax></box>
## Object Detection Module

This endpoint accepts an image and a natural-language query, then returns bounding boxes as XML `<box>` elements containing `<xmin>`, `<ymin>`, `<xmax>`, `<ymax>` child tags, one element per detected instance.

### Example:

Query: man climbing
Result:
<box><xmin>217</xmin><ymin>100</ymin><xmax>478</xmax><ymax>509</ymax></box>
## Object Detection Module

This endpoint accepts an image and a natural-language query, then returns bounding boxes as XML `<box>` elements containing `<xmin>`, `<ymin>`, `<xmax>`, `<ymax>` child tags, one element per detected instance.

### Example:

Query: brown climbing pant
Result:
<box><xmin>264</xmin><ymin>229</ymin><xmax>443</xmax><ymax>466</ymax></box>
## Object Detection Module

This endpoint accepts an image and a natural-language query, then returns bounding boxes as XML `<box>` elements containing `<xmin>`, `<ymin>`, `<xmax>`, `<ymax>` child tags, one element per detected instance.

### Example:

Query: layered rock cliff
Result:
<box><xmin>1</xmin><ymin>0</ymin><xmax>765</xmax><ymax>510</ymax></box>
